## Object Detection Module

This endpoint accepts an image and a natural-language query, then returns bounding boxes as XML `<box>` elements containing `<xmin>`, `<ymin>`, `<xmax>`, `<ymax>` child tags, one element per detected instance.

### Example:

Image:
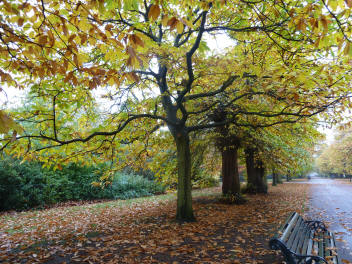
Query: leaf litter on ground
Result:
<box><xmin>0</xmin><ymin>184</ymin><xmax>310</xmax><ymax>263</ymax></box>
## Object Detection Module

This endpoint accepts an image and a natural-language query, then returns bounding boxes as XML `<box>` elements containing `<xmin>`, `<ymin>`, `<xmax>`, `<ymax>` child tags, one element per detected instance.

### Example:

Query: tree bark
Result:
<box><xmin>277</xmin><ymin>174</ymin><xmax>283</xmax><ymax>184</ymax></box>
<box><xmin>286</xmin><ymin>174</ymin><xmax>291</xmax><ymax>182</ymax></box>
<box><xmin>175</xmin><ymin>132</ymin><xmax>195</xmax><ymax>221</ymax></box>
<box><xmin>272</xmin><ymin>171</ymin><xmax>277</xmax><ymax>186</ymax></box>
<box><xmin>254</xmin><ymin>160</ymin><xmax>268</xmax><ymax>193</ymax></box>
<box><xmin>245</xmin><ymin>148</ymin><xmax>256</xmax><ymax>189</ymax></box>
<box><xmin>244</xmin><ymin>148</ymin><xmax>268</xmax><ymax>194</ymax></box>
<box><xmin>221</xmin><ymin>146</ymin><xmax>240</xmax><ymax>195</ymax></box>
<box><xmin>158</xmin><ymin>62</ymin><xmax>195</xmax><ymax>221</ymax></box>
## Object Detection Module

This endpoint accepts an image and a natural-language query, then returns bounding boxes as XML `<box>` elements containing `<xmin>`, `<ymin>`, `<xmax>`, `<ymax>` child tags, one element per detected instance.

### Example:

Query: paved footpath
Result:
<box><xmin>305</xmin><ymin>178</ymin><xmax>352</xmax><ymax>263</ymax></box>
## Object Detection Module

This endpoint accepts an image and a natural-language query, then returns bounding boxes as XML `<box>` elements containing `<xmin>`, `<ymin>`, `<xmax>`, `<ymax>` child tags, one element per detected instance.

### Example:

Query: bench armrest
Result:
<box><xmin>305</xmin><ymin>220</ymin><xmax>327</xmax><ymax>232</ymax></box>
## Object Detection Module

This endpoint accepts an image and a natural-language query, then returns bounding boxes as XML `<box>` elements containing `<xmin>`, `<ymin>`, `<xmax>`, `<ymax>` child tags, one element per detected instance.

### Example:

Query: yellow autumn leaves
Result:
<box><xmin>0</xmin><ymin>110</ymin><xmax>22</xmax><ymax>137</ymax></box>
<box><xmin>125</xmin><ymin>4</ymin><xmax>193</xmax><ymax>67</ymax></box>
<box><xmin>148</xmin><ymin>4</ymin><xmax>192</xmax><ymax>34</ymax></box>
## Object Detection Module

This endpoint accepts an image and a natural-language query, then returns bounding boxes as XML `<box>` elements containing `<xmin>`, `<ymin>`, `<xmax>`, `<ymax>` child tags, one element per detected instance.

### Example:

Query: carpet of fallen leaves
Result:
<box><xmin>0</xmin><ymin>183</ymin><xmax>310</xmax><ymax>264</ymax></box>
<box><xmin>335</xmin><ymin>179</ymin><xmax>352</xmax><ymax>185</ymax></box>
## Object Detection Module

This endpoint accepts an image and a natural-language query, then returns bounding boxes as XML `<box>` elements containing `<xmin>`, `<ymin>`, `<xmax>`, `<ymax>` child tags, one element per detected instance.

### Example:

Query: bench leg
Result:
<box><xmin>269</xmin><ymin>238</ymin><xmax>296</xmax><ymax>264</ymax></box>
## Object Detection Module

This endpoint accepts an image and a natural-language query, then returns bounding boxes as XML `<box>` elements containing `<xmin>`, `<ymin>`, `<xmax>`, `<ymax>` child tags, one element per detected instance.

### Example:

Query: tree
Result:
<box><xmin>206</xmin><ymin>28</ymin><xmax>351</xmax><ymax>195</ymax></box>
<box><xmin>217</xmin><ymin>126</ymin><xmax>242</xmax><ymax>197</ymax></box>
<box><xmin>316</xmin><ymin>129</ymin><xmax>352</xmax><ymax>180</ymax></box>
<box><xmin>241</xmin><ymin>121</ymin><xmax>321</xmax><ymax>192</ymax></box>
<box><xmin>1</xmin><ymin>0</ymin><xmax>352</xmax><ymax>220</ymax></box>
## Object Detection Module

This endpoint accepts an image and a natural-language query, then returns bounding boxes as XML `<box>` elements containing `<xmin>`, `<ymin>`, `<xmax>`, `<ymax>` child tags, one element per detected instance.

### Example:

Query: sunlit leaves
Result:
<box><xmin>0</xmin><ymin>110</ymin><xmax>22</xmax><ymax>135</ymax></box>
<box><xmin>0</xmin><ymin>0</ymin><xmax>352</xmax><ymax>220</ymax></box>
<box><xmin>345</xmin><ymin>0</ymin><xmax>352</xmax><ymax>8</ymax></box>
<box><xmin>316</xmin><ymin>130</ymin><xmax>352</xmax><ymax>175</ymax></box>
<box><xmin>148</xmin><ymin>4</ymin><xmax>160</xmax><ymax>22</ymax></box>
<box><xmin>129</xmin><ymin>34</ymin><xmax>144</xmax><ymax>48</ymax></box>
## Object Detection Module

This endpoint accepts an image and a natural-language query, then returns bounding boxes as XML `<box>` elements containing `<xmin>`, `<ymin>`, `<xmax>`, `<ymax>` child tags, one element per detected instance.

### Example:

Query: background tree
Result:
<box><xmin>241</xmin><ymin>121</ymin><xmax>321</xmax><ymax>192</ymax></box>
<box><xmin>316</xmin><ymin>129</ymin><xmax>352</xmax><ymax>180</ymax></box>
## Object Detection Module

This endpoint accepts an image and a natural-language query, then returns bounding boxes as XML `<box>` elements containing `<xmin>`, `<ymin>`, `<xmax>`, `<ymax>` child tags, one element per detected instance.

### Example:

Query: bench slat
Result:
<box><xmin>306</xmin><ymin>229</ymin><xmax>314</xmax><ymax>256</ymax></box>
<box><xmin>300</xmin><ymin>226</ymin><xmax>313</xmax><ymax>255</ymax></box>
<box><xmin>279</xmin><ymin>212</ymin><xmax>301</xmax><ymax>243</ymax></box>
<box><xmin>292</xmin><ymin>222</ymin><xmax>311</xmax><ymax>254</ymax></box>
<box><xmin>275</xmin><ymin>212</ymin><xmax>296</xmax><ymax>238</ymax></box>
<box><xmin>327</xmin><ymin>231</ymin><xmax>339</xmax><ymax>264</ymax></box>
<box><xmin>324</xmin><ymin>231</ymin><xmax>332</xmax><ymax>261</ymax></box>
<box><xmin>286</xmin><ymin>217</ymin><xmax>304</xmax><ymax>249</ymax></box>
<box><xmin>318</xmin><ymin>231</ymin><xmax>324</xmax><ymax>257</ymax></box>
<box><xmin>312</xmin><ymin>233</ymin><xmax>319</xmax><ymax>256</ymax></box>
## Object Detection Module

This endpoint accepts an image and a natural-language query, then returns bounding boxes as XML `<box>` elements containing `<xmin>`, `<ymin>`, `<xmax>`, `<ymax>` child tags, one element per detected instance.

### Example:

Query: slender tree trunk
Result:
<box><xmin>244</xmin><ymin>148</ymin><xmax>268</xmax><ymax>194</ymax></box>
<box><xmin>272</xmin><ymin>171</ymin><xmax>277</xmax><ymax>186</ymax></box>
<box><xmin>245</xmin><ymin>148</ymin><xmax>256</xmax><ymax>188</ymax></box>
<box><xmin>175</xmin><ymin>132</ymin><xmax>195</xmax><ymax>221</ymax></box>
<box><xmin>222</xmin><ymin>146</ymin><xmax>240</xmax><ymax>195</ymax></box>
<box><xmin>286</xmin><ymin>174</ymin><xmax>291</xmax><ymax>182</ymax></box>
<box><xmin>255</xmin><ymin>160</ymin><xmax>268</xmax><ymax>193</ymax></box>
<box><xmin>277</xmin><ymin>174</ymin><xmax>283</xmax><ymax>184</ymax></box>
<box><xmin>158</xmin><ymin>59</ymin><xmax>195</xmax><ymax>221</ymax></box>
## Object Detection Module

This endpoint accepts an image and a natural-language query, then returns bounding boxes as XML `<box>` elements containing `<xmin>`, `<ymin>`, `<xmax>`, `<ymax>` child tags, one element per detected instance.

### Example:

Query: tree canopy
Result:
<box><xmin>1</xmin><ymin>0</ymin><xmax>352</xmax><ymax>220</ymax></box>
<box><xmin>316</xmin><ymin>129</ymin><xmax>352</xmax><ymax>176</ymax></box>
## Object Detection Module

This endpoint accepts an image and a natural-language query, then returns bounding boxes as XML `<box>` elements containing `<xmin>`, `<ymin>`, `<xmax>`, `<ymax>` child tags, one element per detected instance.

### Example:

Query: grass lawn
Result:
<box><xmin>0</xmin><ymin>183</ymin><xmax>309</xmax><ymax>264</ymax></box>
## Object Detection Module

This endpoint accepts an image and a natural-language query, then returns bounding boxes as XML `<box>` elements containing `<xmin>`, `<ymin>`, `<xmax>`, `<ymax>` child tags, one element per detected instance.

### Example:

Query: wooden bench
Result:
<box><xmin>269</xmin><ymin>212</ymin><xmax>338</xmax><ymax>264</ymax></box>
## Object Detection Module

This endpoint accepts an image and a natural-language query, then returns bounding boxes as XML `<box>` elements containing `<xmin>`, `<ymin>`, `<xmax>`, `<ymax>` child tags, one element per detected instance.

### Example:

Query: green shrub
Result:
<box><xmin>192</xmin><ymin>174</ymin><xmax>219</xmax><ymax>189</ymax></box>
<box><xmin>0</xmin><ymin>156</ymin><xmax>166</xmax><ymax>211</ymax></box>
<box><xmin>104</xmin><ymin>172</ymin><xmax>165</xmax><ymax>200</ymax></box>
<box><xmin>0</xmin><ymin>156</ymin><xmax>46</xmax><ymax>210</ymax></box>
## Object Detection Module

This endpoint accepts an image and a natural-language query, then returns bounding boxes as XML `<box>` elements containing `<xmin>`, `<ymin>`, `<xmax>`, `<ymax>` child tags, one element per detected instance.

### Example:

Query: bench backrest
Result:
<box><xmin>276</xmin><ymin>212</ymin><xmax>313</xmax><ymax>255</ymax></box>
<box><xmin>273</xmin><ymin>212</ymin><xmax>339</xmax><ymax>264</ymax></box>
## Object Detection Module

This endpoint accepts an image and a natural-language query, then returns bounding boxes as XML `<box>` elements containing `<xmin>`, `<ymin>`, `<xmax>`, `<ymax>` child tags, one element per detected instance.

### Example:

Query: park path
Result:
<box><xmin>305</xmin><ymin>178</ymin><xmax>352</xmax><ymax>263</ymax></box>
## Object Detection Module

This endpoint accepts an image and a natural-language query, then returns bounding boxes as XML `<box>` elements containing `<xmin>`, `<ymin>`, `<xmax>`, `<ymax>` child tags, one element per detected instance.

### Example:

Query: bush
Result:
<box><xmin>192</xmin><ymin>174</ymin><xmax>219</xmax><ymax>189</ymax></box>
<box><xmin>0</xmin><ymin>157</ymin><xmax>166</xmax><ymax>211</ymax></box>
<box><xmin>0</xmin><ymin>156</ymin><xmax>46</xmax><ymax>210</ymax></box>
<box><xmin>113</xmin><ymin>173</ymin><xmax>165</xmax><ymax>198</ymax></box>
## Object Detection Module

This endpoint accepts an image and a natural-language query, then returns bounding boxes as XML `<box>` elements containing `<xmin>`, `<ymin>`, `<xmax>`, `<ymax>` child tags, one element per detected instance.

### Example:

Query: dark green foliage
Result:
<box><xmin>102</xmin><ymin>172</ymin><xmax>166</xmax><ymax>200</ymax></box>
<box><xmin>192</xmin><ymin>174</ymin><xmax>219</xmax><ymax>189</ymax></box>
<box><xmin>0</xmin><ymin>156</ymin><xmax>46</xmax><ymax>210</ymax></box>
<box><xmin>0</xmin><ymin>157</ymin><xmax>166</xmax><ymax>211</ymax></box>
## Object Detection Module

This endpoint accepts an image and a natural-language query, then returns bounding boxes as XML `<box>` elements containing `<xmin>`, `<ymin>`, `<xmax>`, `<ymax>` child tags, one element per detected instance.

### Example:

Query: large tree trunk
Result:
<box><xmin>221</xmin><ymin>146</ymin><xmax>240</xmax><ymax>195</ymax></box>
<box><xmin>175</xmin><ymin>132</ymin><xmax>195</xmax><ymax>221</ymax></box>
<box><xmin>244</xmin><ymin>148</ymin><xmax>268</xmax><ymax>194</ymax></box>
